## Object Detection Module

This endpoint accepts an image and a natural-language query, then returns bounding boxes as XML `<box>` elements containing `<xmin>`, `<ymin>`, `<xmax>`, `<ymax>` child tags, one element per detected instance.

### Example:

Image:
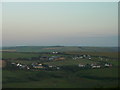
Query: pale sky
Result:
<box><xmin>2</xmin><ymin>2</ymin><xmax>118</xmax><ymax>47</ymax></box>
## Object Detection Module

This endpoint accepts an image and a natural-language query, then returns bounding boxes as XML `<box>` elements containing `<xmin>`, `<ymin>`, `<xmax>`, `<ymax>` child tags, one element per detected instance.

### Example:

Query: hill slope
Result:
<box><xmin>1</xmin><ymin>46</ymin><xmax>118</xmax><ymax>52</ymax></box>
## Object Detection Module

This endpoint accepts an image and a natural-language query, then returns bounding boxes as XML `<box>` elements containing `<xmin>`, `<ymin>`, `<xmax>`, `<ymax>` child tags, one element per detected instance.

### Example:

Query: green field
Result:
<box><xmin>2</xmin><ymin>52</ymin><xmax>40</xmax><ymax>58</ymax></box>
<box><xmin>3</xmin><ymin>67</ymin><xmax>118</xmax><ymax>88</ymax></box>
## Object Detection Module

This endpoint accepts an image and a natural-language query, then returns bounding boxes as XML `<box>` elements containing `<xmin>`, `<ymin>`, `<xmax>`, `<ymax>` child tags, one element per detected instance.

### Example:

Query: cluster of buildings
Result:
<box><xmin>10</xmin><ymin>62</ymin><xmax>61</xmax><ymax>70</ymax></box>
<box><xmin>52</xmin><ymin>51</ymin><xmax>59</xmax><ymax>54</ymax></box>
<box><xmin>40</xmin><ymin>56</ymin><xmax>65</xmax><ymax>61</ymax></box>
<box><xmin>78</xmin><ymin>63</ymin><xmax>112</xmax><ymax>69</ymax></box>
<box><xmin>11</xmin><ymin>62</ymin><xmax>30</xmax><ymax>70</ymax></box>
<box><xmin>31</xmin><ymin>63</ymin><xmax>60</xmax><ymax>70</ymax></box>
<box><xmin>6</xmin><ymin>53</ymin><xmax>112</xmax><ymax>71</ymax></box>
<box><xmin>73</xmin><ymin>54</ymin><xmax>91</xmax><ymax>60</ymax></box>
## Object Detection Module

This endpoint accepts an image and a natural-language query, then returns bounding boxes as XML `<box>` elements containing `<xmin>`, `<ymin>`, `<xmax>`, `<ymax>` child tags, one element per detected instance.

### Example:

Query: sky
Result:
<box><xmin>2</xmin><ymin>2</ymin><xmax>118</xmax><ymax>47</ymax></box>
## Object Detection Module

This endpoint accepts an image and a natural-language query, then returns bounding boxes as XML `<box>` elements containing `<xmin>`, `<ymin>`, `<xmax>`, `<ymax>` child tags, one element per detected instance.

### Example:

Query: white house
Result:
<box><xmin>88</xmin><ymin>57</ymin><xmax>91</xmax><ymax>60</ymax></box>
<box><xmin>105</xmin><ymin>63</ymin><xmax>112</xmax><ymax>67</ymax></box>
<box><xmin>92</xmin><ymin>65</ymin><xmax>101</xmax><ymax>69</ymax></box>
<box><xmin>78</xmin><ymin>64</ymin><xmax>85</xmax><ymax>67</ymax></box>
<box><xmin>49</xmin><ymin>65</ymin><xmax>53</xmax><ymax>68</ymax></box>
<box><xmin>56</xmin><ymin>67</ymin><xmax>60</xmax><ymax>70</ymax></box>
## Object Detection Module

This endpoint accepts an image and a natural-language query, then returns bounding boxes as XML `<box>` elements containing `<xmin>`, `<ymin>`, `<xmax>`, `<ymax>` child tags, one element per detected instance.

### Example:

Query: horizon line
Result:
<box><xmin>1</xmin><ymin>45</ymin><xmax>118</xmax><ymax>47</ymax></box>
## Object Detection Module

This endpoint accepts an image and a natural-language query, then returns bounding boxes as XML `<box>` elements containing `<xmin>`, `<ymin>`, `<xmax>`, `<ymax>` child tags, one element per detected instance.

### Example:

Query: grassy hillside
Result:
<box><xmin>2</xmin><ymin>46</ymin><xmax>118</xmax><ymax>52</ymax></box>
<box><xmin>2</xmin><ymin>47</ymin><xmax>119</xmax><ymax>88</ymax></box>
<box><xmin>3</xmin><ymin>67</ymin><xmax>118</xmax><ymax>88</ymax></box>
<box><xmin>2</xmin><ymin>51</ymin><xmax>118</xmax><ymax>59</ymax></box>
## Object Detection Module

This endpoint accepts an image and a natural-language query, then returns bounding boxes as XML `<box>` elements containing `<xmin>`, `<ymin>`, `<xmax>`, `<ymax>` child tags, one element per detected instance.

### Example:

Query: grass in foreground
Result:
<box><xmin>2</xmin><ymin>67</ymin><xmax>118</xmax><ymax>88</ymax></box>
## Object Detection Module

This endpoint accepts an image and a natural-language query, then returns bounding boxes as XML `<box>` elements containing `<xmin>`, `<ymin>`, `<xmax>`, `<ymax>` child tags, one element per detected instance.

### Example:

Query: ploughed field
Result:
<box><xmin>2</xmin><ymin>50</ymin><xmax>119</xmax><ymax>88</ymax></box>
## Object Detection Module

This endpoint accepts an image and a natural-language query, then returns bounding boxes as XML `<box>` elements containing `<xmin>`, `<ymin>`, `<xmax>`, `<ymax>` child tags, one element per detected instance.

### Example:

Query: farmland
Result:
<box><xmin>1</xmin><ymin>46</ymin><xmax>119</xmax><ymax>88</ymax></box>
<box><xmin>2</xmin><ymin>46</ymin><xmax>118</xmax><ymax>52</ymax></box>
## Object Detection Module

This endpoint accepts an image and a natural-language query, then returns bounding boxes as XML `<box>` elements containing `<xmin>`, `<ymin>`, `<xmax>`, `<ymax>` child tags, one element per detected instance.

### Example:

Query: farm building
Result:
<box><xmin>78</xmin><ymin>64</ymin><xmax>85</xmax><ymax>67</ymax></box>
<box><xmin>90</xmin><ymin>63</ymin><xmax>101</xmax><ymax>69</ymax></box>
<box><xmin>40</xmin><ymin>56</ymin><xmax>49</xmax><ymax>60</ymax></box>
<box><xmin>32</xmin><ymin>63</ymin><xmax>44</xmax><ymax>69</ymax></box>
<box><xmin>91</xmin><ymin>65</ymin><xmax>101</xmax><ymax>69</ymax></box>
<box><xmin>73</xmin><ymin>54</ymin><xmax>91</xmax><ymax>60</ymax></box>
<box><xmin>33</xmin><ymin>65</ymin><xmax>44</xmax><ymax>69</ymax></box>
<box><xmin>48</xmin><ymin>56</ymin><xmax>65</xmax><ymax>61</ymax></box>
<box><xmin>104</xmin><ymin>63</ymin><xmax>112</xmax><ymax>67</ymax></box>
